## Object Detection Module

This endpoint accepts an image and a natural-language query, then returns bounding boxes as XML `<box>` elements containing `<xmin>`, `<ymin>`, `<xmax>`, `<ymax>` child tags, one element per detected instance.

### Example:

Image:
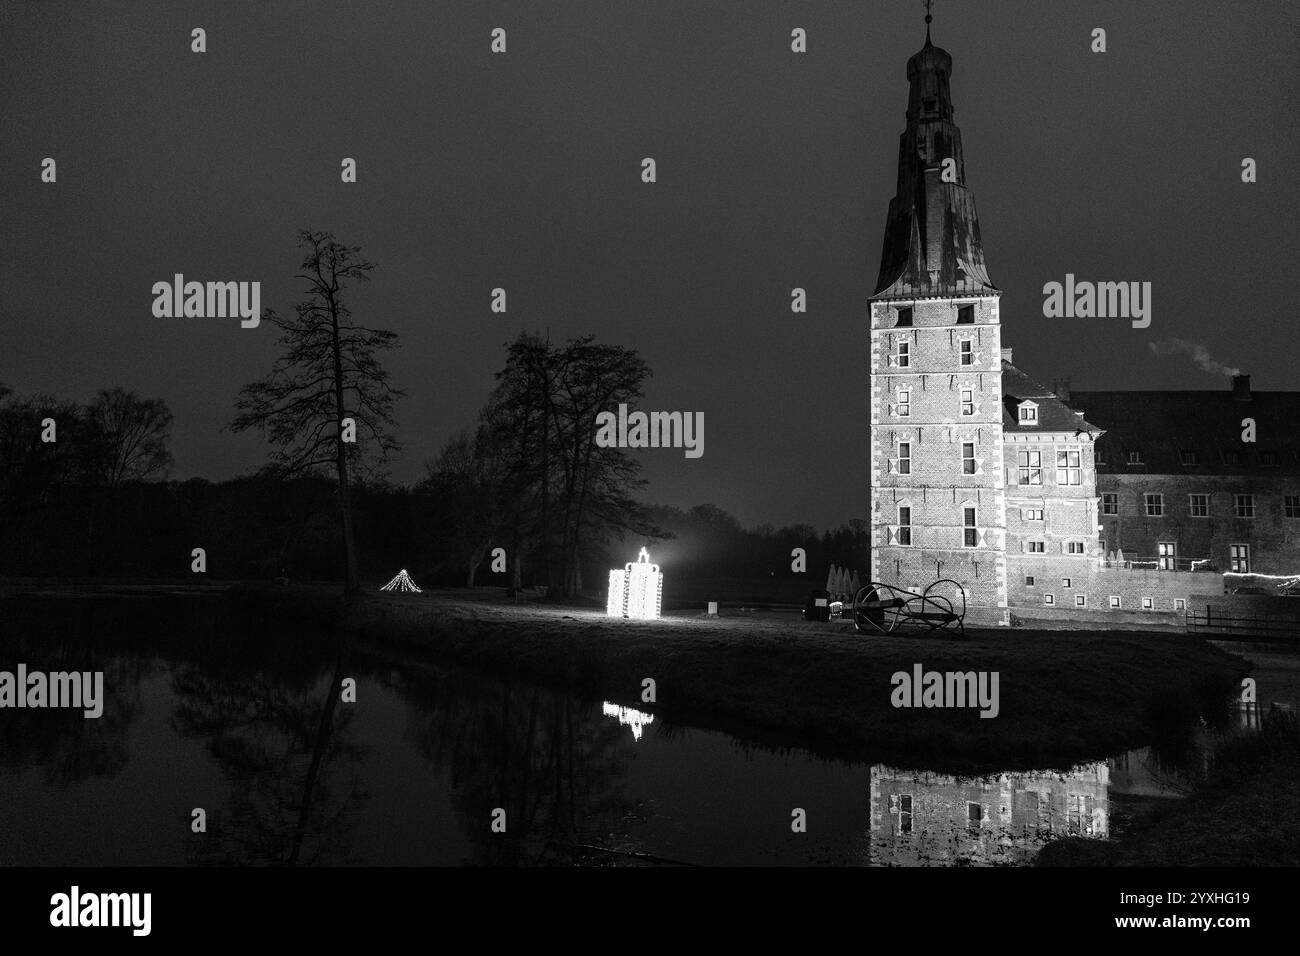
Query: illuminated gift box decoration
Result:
<box><xmin>607</xmin><ymin>547</ymin><xmax>663</xmax><ymax>620</ymax></box>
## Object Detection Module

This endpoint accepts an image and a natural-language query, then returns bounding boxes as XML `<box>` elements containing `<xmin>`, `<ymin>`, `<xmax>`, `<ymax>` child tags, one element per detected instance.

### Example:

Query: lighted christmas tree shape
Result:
<box><xmin>380</xmin><ymin>568</ymin><xmax>421</xmax><ymax>593</ymax></box>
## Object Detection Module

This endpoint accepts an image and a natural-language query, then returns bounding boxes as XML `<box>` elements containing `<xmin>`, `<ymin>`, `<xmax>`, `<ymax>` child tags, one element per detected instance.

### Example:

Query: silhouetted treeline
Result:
<box><xmin>1</xmin><ymin>383</ymin><xmax>866</xmax><ymax>598</ymax></box>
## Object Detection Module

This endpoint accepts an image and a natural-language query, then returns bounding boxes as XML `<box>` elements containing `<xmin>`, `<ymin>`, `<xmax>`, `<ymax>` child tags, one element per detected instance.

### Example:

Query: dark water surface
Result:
<box><xmin>0</xmin><ymin>597</ymin><xmax>1261</xmax><ymax>866</ymax></box>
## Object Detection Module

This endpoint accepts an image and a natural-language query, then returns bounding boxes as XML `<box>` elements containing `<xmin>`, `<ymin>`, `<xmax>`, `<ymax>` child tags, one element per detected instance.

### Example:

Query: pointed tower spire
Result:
<box><xmin>872</xmin><ymin>12</ymin><xmax>998</xmax><ymax>299</ymax></box>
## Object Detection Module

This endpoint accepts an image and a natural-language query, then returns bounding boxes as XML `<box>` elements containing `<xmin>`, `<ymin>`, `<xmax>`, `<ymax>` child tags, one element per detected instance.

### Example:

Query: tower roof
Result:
<box><xmin>872</xmin><ymin>23</ymin><xmax>998</xmax><ymax>300</ymax></box>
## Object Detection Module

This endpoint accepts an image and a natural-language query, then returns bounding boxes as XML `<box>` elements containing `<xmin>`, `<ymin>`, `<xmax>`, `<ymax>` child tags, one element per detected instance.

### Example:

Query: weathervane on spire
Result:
<box><xmin>924</xmin><ymin>0</ymin><xmax>934</xmax><ymax>40</ymax></box>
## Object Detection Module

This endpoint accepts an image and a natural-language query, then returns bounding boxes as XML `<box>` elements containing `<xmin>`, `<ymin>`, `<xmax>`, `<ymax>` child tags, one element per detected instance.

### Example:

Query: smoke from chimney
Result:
<box><xmin>1148</xmin><ymin>338</ymin><xmax>1241</xmax><ymax>378</ymax></box>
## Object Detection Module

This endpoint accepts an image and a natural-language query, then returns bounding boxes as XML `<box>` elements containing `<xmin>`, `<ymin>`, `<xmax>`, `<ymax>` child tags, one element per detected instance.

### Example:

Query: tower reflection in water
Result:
<box><xmin>869</xmin><ymin>763</ymin><xmax>1109</xmax><ymax>866</ymax></box>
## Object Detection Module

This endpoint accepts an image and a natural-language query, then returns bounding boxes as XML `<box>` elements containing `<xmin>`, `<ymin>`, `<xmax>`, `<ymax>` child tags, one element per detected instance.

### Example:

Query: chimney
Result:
<box><xmin>1232</xmin><ymin>373</ymin><xmax>1251</xmax><ymax>402</ymax></box>
<box><xmin>1001</xmin><ymin>348</ymin><xmax>1013</xmax><ymax>364</ymax></box>
<box><xmin>1054</xmin><ymin>378</ymin><xmax>1072</xmax><ymax>403</ymax></box>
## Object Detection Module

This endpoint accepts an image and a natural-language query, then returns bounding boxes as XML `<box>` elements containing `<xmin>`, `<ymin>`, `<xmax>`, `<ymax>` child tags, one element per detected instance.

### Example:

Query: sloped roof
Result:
<box><xmin>1071</xmin><ymin>389</ymin><xmax>1300</xmax><ymax>475</ymax></box>
<box><xmin>872</xmin><ymin>34</ymin><xmax>999</xmax><ymax>300</ymax></box>
<box><xmin>1002</xmin><ymin>362</ymin><xmax>1102</xmax><ymax>435</ymax></box>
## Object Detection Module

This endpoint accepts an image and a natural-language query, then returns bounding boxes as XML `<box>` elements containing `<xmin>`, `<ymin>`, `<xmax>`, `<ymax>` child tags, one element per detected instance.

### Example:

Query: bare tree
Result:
<box><xmin>230</xmin><ymin>230</ymin><xmax>403</xmax><ymax>594</ymax></box>
<box><xmin>482</xmin><ymin>334</ymin><xmax>660</xmax><ymax>596</ymax></box>
<box><xmin>87</xmin><ymin>387</ymin><xmax>174</xmax><ymax>487</ymax></box>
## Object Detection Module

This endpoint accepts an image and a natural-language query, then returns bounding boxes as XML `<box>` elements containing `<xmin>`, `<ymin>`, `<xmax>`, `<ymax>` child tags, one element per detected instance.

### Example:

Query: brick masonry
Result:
<box><xmin>1097</xmin><ymin>473</ymin><xmax>1300</xmax><ymax>575</ymax></box>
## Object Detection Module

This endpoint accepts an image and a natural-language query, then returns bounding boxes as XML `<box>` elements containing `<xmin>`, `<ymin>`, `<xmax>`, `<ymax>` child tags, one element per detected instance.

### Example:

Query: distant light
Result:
<box><xmin>607</xmin><ymin>547</ymin><xmax>663</xmax><ymax>620</ymax></box>
<box><xmin>380</xmin><ymin>569</ymin><xmax>421</xmax><ymax>592</ymax></box>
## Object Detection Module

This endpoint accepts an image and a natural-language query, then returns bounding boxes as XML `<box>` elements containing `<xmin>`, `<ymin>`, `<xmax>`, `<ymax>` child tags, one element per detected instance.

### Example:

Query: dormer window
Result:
<box><xmin>1017</xmin><ymin>401</ymin><xmax>1038</xmax><ymax>424</ymax></box>
<box><xmin>895</xmin><ymin>307</ymin><xmax>913</xmax><ymax>327</ymax></box>
<box><xmin>1128</xmin><ymin>451</ymin><xmax>1143</xmax><ymax>465</ymax></box>
<box><xmin>957</xmin><ymin>304</ymin><xmax>974</xmax><ymax>325</ymax></box>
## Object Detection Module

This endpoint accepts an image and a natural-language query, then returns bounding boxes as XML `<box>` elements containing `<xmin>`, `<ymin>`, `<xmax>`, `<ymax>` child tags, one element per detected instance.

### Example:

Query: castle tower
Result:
<box><xmin>868</xmin><ymin>17</ymin><xmax>1009</xmax><ymax>625</ymax></box>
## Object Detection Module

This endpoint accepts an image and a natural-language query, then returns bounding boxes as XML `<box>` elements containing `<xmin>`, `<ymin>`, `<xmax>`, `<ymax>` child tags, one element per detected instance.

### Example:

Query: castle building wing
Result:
<box><xmin>1072</xmin><ymin>378</ymin><xmax>1300</xmax><ymax>475</ymax></box>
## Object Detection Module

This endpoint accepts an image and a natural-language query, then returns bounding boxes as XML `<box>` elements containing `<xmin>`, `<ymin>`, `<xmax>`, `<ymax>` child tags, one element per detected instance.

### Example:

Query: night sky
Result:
<box><xmin>3</xmin><ymin>1</ymin><xmax>1296</xmax><ymax>529</ymax></box>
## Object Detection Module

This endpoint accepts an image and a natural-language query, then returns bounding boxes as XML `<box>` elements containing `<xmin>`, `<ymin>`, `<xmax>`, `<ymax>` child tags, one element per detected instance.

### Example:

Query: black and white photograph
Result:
<box><xmin>1</xmin><ymin>0</ymin><xmax>1294</xmax><ymax>939</ymax></box>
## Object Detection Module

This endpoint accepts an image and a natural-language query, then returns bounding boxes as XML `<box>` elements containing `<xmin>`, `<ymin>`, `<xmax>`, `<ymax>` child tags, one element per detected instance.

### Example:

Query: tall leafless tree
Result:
<box><xmin>482</xmin><ymin>333</ymin><xmax>660</xmax><ymax>596</ymax></box>
<box><xmin>230</xmin><ymin>230</ymin><xmax>403</xmax><ymax>594</ymax></box>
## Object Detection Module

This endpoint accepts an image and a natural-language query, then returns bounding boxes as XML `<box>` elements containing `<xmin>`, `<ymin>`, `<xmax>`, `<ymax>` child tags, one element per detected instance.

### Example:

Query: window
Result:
<box><xmin>959</xmin><ymin>340</ymin><xmax>973</xmax><ymax>365</ymax></box>
<box><xmin>1286</xmin><ymin>495</ymin><xmax>1300</xmax><ymax>519</ymax></box>
<box><xmin>1028</xmin><ymin>541</ymin><xmax>1046</xmax><ymax>553</ymax></box>
<box><xmin>1023</xmin><ymin>508</ymin><xmax>1044</xmax><ymax>521</ymax></box>
<box><xmin>961</xmin><ymin>442</ymin><xmax>976</xmax><ymax>475</ymax></box>
<box><xmin>1062</xmin><ymin>577</ymin><xmax>1072</xmax><ymax>588</ymax></box>
<box><xmin>1127</xmin><ymin>451</ymin><xmax>1143</xmax><ymax>464</ymax></box>
<box><xmin>898</xmin><ymin>793</ymin><xmax>913</xmax><ymax>834</ymax></box>
<box><xmin>1025</xmin><ymin>575</ymin><xmax>1035</xmax><ymax>586</ymax></box>
<box><xmin>1109</xmin><ymin>595</ymin><xmax>1121</xmax><ymax>609</ymax></box>
<box><xmin>1102</xmin><ymin>493</ymin><xmax>1118</xmax><ymax>515</ymax></box>
<box><xmin>1230</xmin><ymin>544</ymin><xmax>1250</xmax><ymax>573</ymax></box>
<box><xmin>1157</xmin><ymin>542</ymin><xmax>1176</xmax><ymax>570</ymax></box>
<box><xmin>1056</xmin><ymin>449</ymin><xmax>1081</xmax><ymax>486</ymax></box>
<box><xmin>1067</xmin><ymin>541</ymin><xmax>1085</xmax><ymax>554</ymax></box>
<box><xmin>897</xmin><ymin>341</ymin><xmax>910</xmax><ymax>368</ymax></box>
<box><xmin>1189</xmin><ymin>494</ymin><xmax>1209</xmax><ymax>518</ymax></box>
<box><xmin>963</xmin><ymin>507</ymin><xmax>978</xmax><ymax>547</ymax></box>
<box><xmin>895</xmin><ymin>307</ymin><xmax>913</xmax><ymax>327</ymax></box>
<box><xmin>960</xmin><ymin>389</ymin><xmax>974</xmax><ymax>416</ymax></box>
<box><xmin>967</xmin><ymin>802</ymin><xmax>983</xmax><ymax>832</ymax></box>
<box><xmin>1018</xmin><ymin>402</ymin><xmax>1038</xmax><ymax>424</ymax></box>
<box><xmin>1043</xmin><ymin>593</ymin><xmax>1055</xmax><ymax>606</ymax></box>
<box><xmin>1068</xmin><ymin>795</ymin><xmax>1088</xmax><ymax>835</ymax></box>
<box><xmin>897</xmin><ymin>505</ymin><xmax>912</xmax><ymax>546</ymax></box>
<box><xmin>1180</xmin><ymin>450</ymin><xmax>1200</xmax><ymax>466</ymax></box>
<box><xmin>1236</xmin><ymin>494</ymin><xmax>1255</xmax><ymax>518</ymax></box>
<box><xmin>1095</xmin><ymin>448</ymin><xmax>1107</xmax><ymax>465</ymax></box>
<box><xmin>898</xmin><ymin>442</ymin><xmax>911</xmax><ymax>475</ymax></box>
<box><xmin>1018</xmin><ymin>450</ymin><xmax>1042</xmax><ymax>485</ymax></box>
<box><xmin>1145</xmin><ymin>494</ymin><xmax>1164</xmax><ymax>517</ymax></box>
<box><xmin>1262</xmin><ymin>451</ymin><xmax>1278</xmax><ymax>467</ymax></box>
<box><xmin>1175</xmin><ymin>598</ymin><xmax>1186</xmax><ymax>611</ymax></box>
<box><xmin>1075</xmin><ymin>595</ymin><xmax>1086</xmax><ymax>607</ymax></box>
<box><xmin>1222</xmin><ymin>450</ymin><xmax>1241</xmax><ymax>465</ymax></box>
<box><xmin>957</xmin><ymin>304</ymin><xmax>975</xmax><ymax>325</ymax></box>
<box><xmin>897</xmin><ymin>389</ymin><xmax>910</xmax><ymax>417</ymax></box>
<box><xmin>1141</xmin><ymin>597</ymin><xmax>1154</xmax><ymax>611</ymax></box>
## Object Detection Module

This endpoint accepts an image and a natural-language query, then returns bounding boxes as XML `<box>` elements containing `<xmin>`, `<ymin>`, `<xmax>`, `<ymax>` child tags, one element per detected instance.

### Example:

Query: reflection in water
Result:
<box><xmin>0</xmin><ymin>597</ymin><xmax>1281</xmax><ymax>867</ymax></box>
<box><xmin>170</xmin><ymin>651</ymin><xmax>369</xmax><ymax>866</ymax></box>
<box><xmin>602</xmin><ymin>702</ymin><xmax>654</xmax><ymax>741</ymax></box>
<box><xmin>869</xmin><ymin>763</ymin><xmax>1109</xmax><ymax>866</ymax></box>
<box><xmin>387</xmin><ymin>666</ymin><xmax>644</xmax><ymax>866</ymax></box>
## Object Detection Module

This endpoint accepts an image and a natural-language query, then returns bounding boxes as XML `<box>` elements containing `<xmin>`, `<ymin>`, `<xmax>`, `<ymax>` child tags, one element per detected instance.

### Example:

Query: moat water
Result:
<box><xmin>0</xmin><ymin>597</ymin><xmax>1284</xmax><ymax>866</ymax></box>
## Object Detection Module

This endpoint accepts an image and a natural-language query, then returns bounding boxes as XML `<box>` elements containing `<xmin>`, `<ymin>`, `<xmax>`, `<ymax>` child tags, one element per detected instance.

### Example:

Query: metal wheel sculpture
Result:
<box><xmin>852</xmin><ymin>579</ymin><xmax>967</xmax><ymax>638</ymax></box>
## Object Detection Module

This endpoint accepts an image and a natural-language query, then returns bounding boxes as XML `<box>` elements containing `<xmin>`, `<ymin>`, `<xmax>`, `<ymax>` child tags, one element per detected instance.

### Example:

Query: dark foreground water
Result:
<box><xmin>0</xmin><ymin>597</ymin><xmax>1263</xmax><ymax>866</ymax></box>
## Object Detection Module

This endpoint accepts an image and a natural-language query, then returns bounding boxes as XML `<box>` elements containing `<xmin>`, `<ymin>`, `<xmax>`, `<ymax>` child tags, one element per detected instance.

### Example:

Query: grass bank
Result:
<box><xmin>1038</xmin><ymin>711</ymin><xmax>1300</xmax><ymax>866</ymax></box>
<box><xmin>232</xmin><ymin>584</ymin><xmax>1248</xmax><ymax>773</ymax></box>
